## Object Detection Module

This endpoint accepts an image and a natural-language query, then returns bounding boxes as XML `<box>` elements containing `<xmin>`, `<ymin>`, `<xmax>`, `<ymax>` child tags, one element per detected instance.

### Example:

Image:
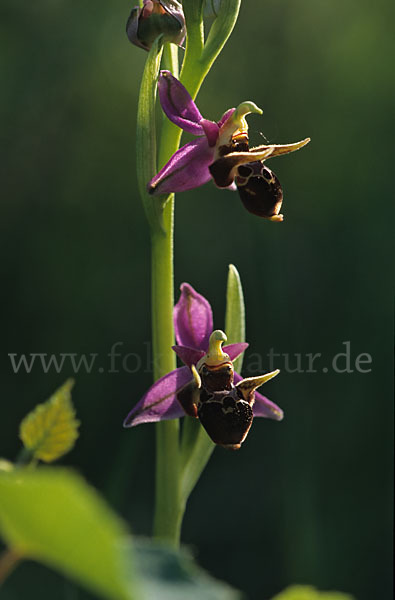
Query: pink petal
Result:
<box><xmin>148</xmin><ymin>138</ymin><xmax>214</xmax><ymax>195</ymax></box>
<box><xmin>172</xmin><ymin>343</ymin><xmax>248</xmax><ymax>367</ymax></box>
<box><xmin>123</xmin><ymin>367</ymin><xmax>191</xmax><ymax>427</ymax></box>
<box><xmin>223</xmin><ymin>343</ymin><xmax>249</xmax><ymax>362</ymax></box>
<box><xmin>200</xmin><ymin>119</ymin><xmax>219</xmax><ymax>147</ymax></box>
<box><xmin>217</xmin><ymin>107</ymin><xmax>236</xmax><ymax>128</ymax></box>
<box><xmin>172</xmin><ymin>344</ymin><xmax>248</xmax><ymax>370</ymax></box>
<box><xmin>174</xmin><ymin>283</ymin><xmax>213</xmax><ymax>350</ymax></box>
<box><xmin>233</xmin><ymin>372</ymin><xmax>284</xmax><ymax>421</ymax></box>
<box><xmin>172</xmin><ymin>345</ymin><xmax>205</xmax><ymax>368</ymax></box>
<box><xmin>158</xmin><ymin>70</ymin><xmax>204</xmax><ymax>136</ymax></box>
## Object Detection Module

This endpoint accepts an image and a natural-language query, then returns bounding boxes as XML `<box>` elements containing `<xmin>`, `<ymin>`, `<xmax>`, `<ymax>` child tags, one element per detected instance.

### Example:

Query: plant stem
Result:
<box><xmin>150</xmin><ymin>36</ymin><xmax>210</xmax><ymax>544</ymax></box>
<box><xmin>151</xmin><ymin>201</ymin><xmax>184</xmax><ymax>545</ymax></box>
<box><xmin>135</xmin><ymin>37</ymin><xmax>182</xmax><ymax>544</ymax></box>
<box><xmin>151</xmin><ymin>43</ymin><xmax>183</xmax><ymax>547</ymax></box>
<box><xmin>151</xmin><ymin>18</ymin><xmax>238</xmax><ymax>539</ymax></box>
<box><xmin>150</xmin><ymin>0</ymin><xmax>241</xmax><ymax>539</ymax></box>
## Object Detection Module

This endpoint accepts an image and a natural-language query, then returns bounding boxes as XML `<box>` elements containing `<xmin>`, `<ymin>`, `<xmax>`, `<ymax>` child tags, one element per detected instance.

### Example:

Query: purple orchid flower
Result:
<box><xmin>148</xmin><ymin>71</ymin><xmax>310</xmax><ymax>220</ymax></box>
<box><xmin>124</xmin><ymin>283</ymin><xmax>283</xmax><ymax>449</ymax></box>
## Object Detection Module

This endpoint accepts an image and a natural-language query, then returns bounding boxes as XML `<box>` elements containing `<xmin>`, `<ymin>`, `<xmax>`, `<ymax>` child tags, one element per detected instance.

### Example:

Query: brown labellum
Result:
<box><xmin>209</xmin><ymin>133</ymin><xmax>284</xmax><ymax>219</ymax></box>
<box><xmin>177</xmin><ymin>362</ymin><xmax>256</xmax><ymax>450</ymax></box>
<box><xmin>197</xmin><ymin>387</ymin><xmax>254</xmax><ymax>450</ymax></box>
<box><xmin>236</xmin><ymin>162</ymin><xmax>283</xmax><ymax>218</ymax></box>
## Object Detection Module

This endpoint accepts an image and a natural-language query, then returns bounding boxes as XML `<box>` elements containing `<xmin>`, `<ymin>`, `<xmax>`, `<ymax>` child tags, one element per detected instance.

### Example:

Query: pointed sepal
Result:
<box><xmin>173</xmin><ymin>283</ymin><xmax>213</xmax><ymax>349</ymax></box>
<box><xmin>123</xmin><ymin>367</ymin><xmax>191</xmax><ymax>427</ymax></box>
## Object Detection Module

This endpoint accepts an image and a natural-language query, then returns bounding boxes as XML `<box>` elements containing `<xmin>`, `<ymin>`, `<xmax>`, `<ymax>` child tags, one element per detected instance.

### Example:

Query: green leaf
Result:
<box><xmin>136</xmin><ymin>35</ymin><xmax>164</xmax><ymax>232</ymax></box>
<box><xmin>0</xmin><ymin>468</ymin><xmax>138</xmax><ymax>600</ymax></box>
<box><xmin>225</xmin><ymin>264</ymin><xmax>246</xmax><ymax>372</ymax></box>
<box><xmin>270</xmin><ymin>585</ymin><xmax>354</xmax><ymax>600</ymax></box>
<box><xmin>181</xmin><ymin>0</ymin><xmax>205</xmax><ymax>58</ymax></box>
<box><xmin>19</xmin><ymin>379</ymin><xmax>79</xmax><ymax>463</ymax></box>
<box><xmin>180</xmin><ymin>0</ymin><xmax>240</xmax><ymax>99</ymax></box>
<box><xmin>135</xmin><ymin>540</ymin><xmax>241</xmax><ymax>600</ymax></box>
<box><xmin>201</xmin><ymin>0</ymin><xmax>241</xmax><ymax>71</ymax></box>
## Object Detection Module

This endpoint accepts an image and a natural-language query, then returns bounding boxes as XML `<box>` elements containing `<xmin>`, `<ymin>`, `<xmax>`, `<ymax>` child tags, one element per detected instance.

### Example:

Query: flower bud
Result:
<box><xmin>126</xmin><ymin>0</ymin><xmax>185</xmax><ymax>51</ymax></box>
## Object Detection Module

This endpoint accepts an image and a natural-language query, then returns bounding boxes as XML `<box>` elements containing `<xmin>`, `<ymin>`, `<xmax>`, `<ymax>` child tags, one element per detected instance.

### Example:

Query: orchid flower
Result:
<box><xmin>149</xmin><ymin>71</ymin><xmax>310</xmax><ymax>220</ymax></box>
<box><xmin>124</xmin><ymin>283</ymin><xmax>283</xmax><ymax>449</ymax></box>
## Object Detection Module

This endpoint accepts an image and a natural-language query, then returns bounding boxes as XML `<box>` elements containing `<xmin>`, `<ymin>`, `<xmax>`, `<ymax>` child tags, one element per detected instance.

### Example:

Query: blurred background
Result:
<box><xmin>0</xmin><ymin>0</ymin><xmax>393</xmax><ymax>598</ymax></box>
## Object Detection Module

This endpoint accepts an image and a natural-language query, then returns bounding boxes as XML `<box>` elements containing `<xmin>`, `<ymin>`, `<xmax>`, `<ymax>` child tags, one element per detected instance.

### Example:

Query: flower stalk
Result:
<box><xmin>151</xmin><ymin>208</ymin><xmax>182</xmax><ymax>543</ymax></box>
<box><xmin>138</xmin><ymin>40</ymin><xmax>182</xmax><ymax>544</ymax></box>
<box><xmin>134</xmin><ymin>0</ymin><xmax>249</xmax><ymax>547</ymax></box>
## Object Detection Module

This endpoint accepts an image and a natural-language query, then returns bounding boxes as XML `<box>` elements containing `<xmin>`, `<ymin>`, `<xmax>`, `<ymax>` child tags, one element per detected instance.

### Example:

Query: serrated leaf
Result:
<box><xmin>19</xmin><ymin>379</ymin><xmax>79</xmax><ymax>463</ymax></box>
<box><xmin>225</xmin><ymin>264</ymin><xmax>246</xmax><ymax>373</ymax></box>
<box><xmin>0</xmin><ymin>468</ymin><xmax>138</xmax><ymax>600</ymax></box>
<box><xmin>270</xmin><ymin>585</ymin><xmax>354</xmax><ymax>600</ymax></box>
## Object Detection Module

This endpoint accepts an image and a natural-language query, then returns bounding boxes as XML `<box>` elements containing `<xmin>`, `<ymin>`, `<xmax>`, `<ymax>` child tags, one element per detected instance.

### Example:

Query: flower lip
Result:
<box><xmin>237</xmin><ymin>162</ymin><xmax>284</xmax><ymax>219</ymax></box>
<box><xmin>209</xmin><ymin>135</ymin><xmax>310</xmax><ymax>220</ymax></box>
<box><xmin>210</xmin><ymin>138</ymin><xmax>310</xmax><ymax>189</ymax></box>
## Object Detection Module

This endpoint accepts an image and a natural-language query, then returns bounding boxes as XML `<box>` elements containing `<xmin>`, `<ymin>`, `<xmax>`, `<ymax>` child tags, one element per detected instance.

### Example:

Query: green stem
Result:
<box><xmin>180</xmin><ymin>419</ymin><xmax>214</xmax><ymax>502</ymax></box>
<box><xmin>151</xmin><ymin>34</ymin><xmax>212</xmax><ymax>543</ymax></box>
<box><xmin>152</xmin><ymin>43</ymin><xmax>183</xmax><ymax>547</ymax></box>
<box><xmin>151</xmin><ymin>202</ymin><xmax>184</xmax><ymax>545</ymax></box>
<box><xmin>152</xmin><ymin>0</ymin><xmax>242</xmax><ymax>536</ymax></box>
<box><xmin>151</xmin><ymin>35</ymin><xmax>209</xmax><ymax>543</ymax></box>
<box><xmin>135</xmin><ymin>37</ymin><xmax>182</xmax><ymax>544</ymax></box>
<box><xmin>147</xmin><ymin>0</ymin><xmax>241</xmax><ymax>544</ymax></box>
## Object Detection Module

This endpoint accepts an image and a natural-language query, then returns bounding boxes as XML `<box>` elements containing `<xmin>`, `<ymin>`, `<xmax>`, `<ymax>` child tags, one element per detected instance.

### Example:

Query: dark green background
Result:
<box><xmin>0</xmin><ymin>1</ymin><xmax>392</xmax><ymax>599</ymax></box>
